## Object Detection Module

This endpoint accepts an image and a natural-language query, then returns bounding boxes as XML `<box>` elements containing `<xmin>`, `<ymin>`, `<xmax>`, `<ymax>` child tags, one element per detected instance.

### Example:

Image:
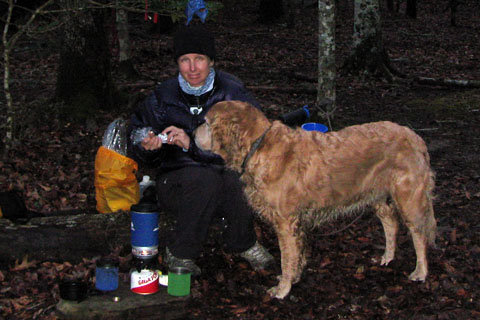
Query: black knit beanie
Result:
<box><xmin>173</xmin><ymin>25</ymin><xmax>216</xmax><ymax>62</ymax></box>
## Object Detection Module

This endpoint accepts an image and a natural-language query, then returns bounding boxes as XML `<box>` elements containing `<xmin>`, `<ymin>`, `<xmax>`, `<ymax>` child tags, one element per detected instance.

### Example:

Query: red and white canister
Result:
<box><xmin>130</xmin><ymin>268</ymin><xmax>159</xmax><ymax>295</ymax></box>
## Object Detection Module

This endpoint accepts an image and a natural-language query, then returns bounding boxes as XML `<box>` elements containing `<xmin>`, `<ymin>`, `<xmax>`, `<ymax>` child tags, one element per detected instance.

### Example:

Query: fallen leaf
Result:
<box><xmin>443</xmin><ymin>262</ymin><xmax>457</xmax><ymax>275</ymax></box>
<box><xmin>450</xmin><ymin>228</ymin><xmax>457</xmax><ymax>243</ymax></box>
<box><xmin>320</xmin><ymin>257</ymin><xmax>332</xmax><ymax>268</ymax></box>
<box><xmin>1</xmin><ymin>286</ymin><xmax>11</xmax><ymax>293</ymax></box>
<box><xmin>76</xmin><ymin>193</ymin><xmax>87</xmax><ymax>200</ymax></box>
<box><xmin>354</xmin><ymin>273</ymin><xmax>365</xmax><ymax>280</ymax></box>
<box><xmin>456</xmin><ymin>288</ymin><xmax>468</xmax><ymax>297</ymax></box>
<box><xmin>37</xmin><ymin>183</ymin><xmax>52</xmax><ymax>191</ymax></box>
<box><xmin>11</xmin><ymin>256</ymin><xmax>38</xmax><ymax>271</ymax></box>
<box><xmin>232</xmin><ymin>306</ymin><xmax>249</xmax><ymax>314</ymax></box>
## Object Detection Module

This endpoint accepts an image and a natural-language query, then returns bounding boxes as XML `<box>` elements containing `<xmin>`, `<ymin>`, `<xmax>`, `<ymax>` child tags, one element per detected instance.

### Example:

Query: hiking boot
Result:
<box><xmin>165</xmin><ymin>247</ymin><xmax>201</xmax><ymax>276</ymax></box>
<box><xmin>239</xmin><ymin>241</ymin><xmax>274</xmax><ymax>271</ymax></box>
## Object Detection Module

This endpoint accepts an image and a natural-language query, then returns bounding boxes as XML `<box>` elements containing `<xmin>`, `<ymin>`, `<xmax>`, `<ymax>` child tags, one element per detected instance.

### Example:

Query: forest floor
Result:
<box><xmin>1</xmin><ymin>0</ymin><xmax>480</xmax><ymax>319</ymax></box>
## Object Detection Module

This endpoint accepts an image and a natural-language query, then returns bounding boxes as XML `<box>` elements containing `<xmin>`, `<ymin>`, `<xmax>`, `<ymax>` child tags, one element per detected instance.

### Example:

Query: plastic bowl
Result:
<box><xmin>301</xmin><ymin>122</ymin><xmax>329</xmax><ymax>133</ymax></box>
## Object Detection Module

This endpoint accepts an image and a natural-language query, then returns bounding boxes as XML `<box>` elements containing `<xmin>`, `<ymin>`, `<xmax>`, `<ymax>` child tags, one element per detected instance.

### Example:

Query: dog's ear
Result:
<box><xmin>208</xmin><ymin>110</ymin><xmax>245</xmax><ymax>168</ymax></box>
<box><xmin>210</xmin><ymin>116</ymin><xmax>240</xmax><ymax>162</ymax></box>
<box><xmin>224</xmin><ymin>122</ymin><xmax>243</xmax><ymax>162</ymax></box>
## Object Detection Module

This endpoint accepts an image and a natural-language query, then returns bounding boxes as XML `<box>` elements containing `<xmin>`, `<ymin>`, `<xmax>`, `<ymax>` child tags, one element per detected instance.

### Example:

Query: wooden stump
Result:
<box><xmin>56</xmin><ymin>280</ymin><xmax>188</xmax><ymax>320</ymax></box>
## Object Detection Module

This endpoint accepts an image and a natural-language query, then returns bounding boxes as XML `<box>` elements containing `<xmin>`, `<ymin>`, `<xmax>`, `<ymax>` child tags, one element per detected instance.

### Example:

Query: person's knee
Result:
<box><xmin>188</xmin><ymin>167</ymin><xmax>222</xmax><ymax>194</ymax></box>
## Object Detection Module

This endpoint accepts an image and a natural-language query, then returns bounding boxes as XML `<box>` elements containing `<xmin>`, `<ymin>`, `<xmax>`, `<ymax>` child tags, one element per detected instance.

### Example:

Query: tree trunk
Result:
<box><xmin>416</xmin><ymin>77</ymin><xmax>480</xmax><ymax>88</ymax></box>
<box><xmin>1</xmin><ymin>0</ymin><xmax>55</xmax><ymax>151</ymax></box>
<box><xmin>406</xmin><ymin>0</ymin><xmax>417</xmax><ymax>19</ymax></box>
<box><xmin>55</xmin><ymin>4</ymin><xmax>118</xmax><ymax>117</ymax></box>
<box><xmin>0</xmin><ymin>211</ymin><xmax>132</xmax><ymax>264</ymax></box>
<box><xmin>285</xmin><ymin>0</ymin><xmax>296</xmax><ymax>28</ymax></box>
<box><xmin>447</xmin><ymin>0</ymin><xmax>459</xmax><ymax>27</ymax></box>
<box><xmin>316</xmin><ymin>0</ymin><xmax>336</xmax><ymax>128</ymax></box>
<box><xmin>386</xmin><ymin>0</ymin><xmax>394</xmax><ymax>12</ymax></box>
<box><xmin>342</xmin><ymin>0</ymin><xmax>398</xmax><ymax>81</ymax></box>
<box><xmin>2</xmin><ymin>0</ymin><xmax>15</xmax><ymax>152</ymax></box>
<box><xmin>115</xmin><ymin>1</ymin><xmax>138</xmax><ymax>79</ymax></box>
<box><xmin>56</xmin><ymin>283</ymin><xmax>187</xmax><ymax>320</ymax></box>
<box><xmin>258</xmin><ymin>0</ymin><xmax>284</xmax><ymax>23</ymax></box>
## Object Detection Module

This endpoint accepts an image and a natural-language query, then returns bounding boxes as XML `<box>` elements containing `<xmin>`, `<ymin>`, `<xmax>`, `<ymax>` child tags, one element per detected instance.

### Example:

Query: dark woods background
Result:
<box><xmin>0</xmin><ymin>0</ymin><xmax>479</xmax><ymax>319</ymax></box>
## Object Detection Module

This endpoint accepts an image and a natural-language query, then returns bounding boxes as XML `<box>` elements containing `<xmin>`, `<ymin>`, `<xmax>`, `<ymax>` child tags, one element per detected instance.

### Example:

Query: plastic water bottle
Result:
<box><xmin>139</xmin><ymin>176</ymin><xmax>155</xmax><ymax>198</ymax></box>
<box><xmin>131</xmin><ymin>127</ymin><xmax>168</xmax><ymax>145</ymax></box>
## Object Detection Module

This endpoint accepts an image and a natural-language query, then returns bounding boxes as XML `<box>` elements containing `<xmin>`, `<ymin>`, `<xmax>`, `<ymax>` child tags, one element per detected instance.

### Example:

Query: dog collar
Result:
<box><xmin>240</xmin><ymin>125</ymin><xmax>273</xmax><ymax>176</ymax></box>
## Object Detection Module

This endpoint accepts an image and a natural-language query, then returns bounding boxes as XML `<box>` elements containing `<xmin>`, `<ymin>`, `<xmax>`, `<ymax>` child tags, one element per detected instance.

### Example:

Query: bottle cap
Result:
<box><xmin>131</xmin><ymin>201</ymin><xmax>158</xmax><ymax>212</ymax></box>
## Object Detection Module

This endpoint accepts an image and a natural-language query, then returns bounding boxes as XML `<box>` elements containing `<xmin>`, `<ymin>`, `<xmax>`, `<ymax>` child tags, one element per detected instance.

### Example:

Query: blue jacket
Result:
<box><xmin>129</xmin><ymin>70</ymin><xmax>261</xmax><ymax>173</ymax></box>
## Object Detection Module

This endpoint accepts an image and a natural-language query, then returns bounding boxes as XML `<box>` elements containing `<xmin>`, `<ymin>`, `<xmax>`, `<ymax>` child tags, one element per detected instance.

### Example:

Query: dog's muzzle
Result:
<box><xmin>193</xmin><ymin>123</ymin><xmax>212</xmax><ymax>151</ymax></box>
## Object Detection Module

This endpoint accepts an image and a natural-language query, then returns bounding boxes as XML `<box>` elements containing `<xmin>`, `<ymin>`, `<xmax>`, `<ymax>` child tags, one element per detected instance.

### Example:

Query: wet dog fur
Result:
<box><xmin>194</xmin><ymin>101</ymin><xmax>436</xmax><ymax>299</ymax></box>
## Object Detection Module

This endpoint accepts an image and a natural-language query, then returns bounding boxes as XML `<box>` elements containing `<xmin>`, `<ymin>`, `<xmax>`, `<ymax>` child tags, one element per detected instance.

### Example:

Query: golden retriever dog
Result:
<box><xmin>194</xmin><ymin>101</ymin><xmax>436</xmax><ymax>299</ymax></box>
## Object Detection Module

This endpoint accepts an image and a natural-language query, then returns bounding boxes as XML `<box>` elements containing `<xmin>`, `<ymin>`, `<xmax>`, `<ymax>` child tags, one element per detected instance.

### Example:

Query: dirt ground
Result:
<box><xmin>0</xmin><ymin>0</ymin><xmax>479</xmax><ymax>319</ymax></box>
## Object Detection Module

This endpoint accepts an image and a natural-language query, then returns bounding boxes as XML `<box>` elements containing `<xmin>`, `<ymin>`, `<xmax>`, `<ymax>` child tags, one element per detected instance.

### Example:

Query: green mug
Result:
<box><xmin>167</xmin><ymin>266</ymin><xmax>191</xmax><ymax>296</ymax></box>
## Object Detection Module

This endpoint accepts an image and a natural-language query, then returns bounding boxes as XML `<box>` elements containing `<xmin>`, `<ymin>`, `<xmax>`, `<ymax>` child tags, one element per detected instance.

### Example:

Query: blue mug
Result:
<box><xmin>95</xmin><ymin>258</ymin><xmax>119</xmax><ymax>291</ymax></box>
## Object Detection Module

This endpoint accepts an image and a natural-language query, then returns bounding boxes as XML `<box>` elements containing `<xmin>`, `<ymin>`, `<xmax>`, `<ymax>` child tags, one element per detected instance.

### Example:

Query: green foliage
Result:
<box><xmin>147</xmin><ymin>0</ymin><xmax>224</xmax><ymax>24</ymax></box>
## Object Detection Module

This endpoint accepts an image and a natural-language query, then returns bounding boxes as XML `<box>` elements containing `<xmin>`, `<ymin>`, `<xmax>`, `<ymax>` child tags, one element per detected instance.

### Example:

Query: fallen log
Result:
<box><xmin>247</xmin><ymin>85</ymin><xmax>317</xmax><ymax>94</ymax></box>
<box><xmin>56</xmin><ymin>281</ymin><xmax>187</xmax><ymax>320</ymax></box>
<box><xmin>415</xmin><ymin>77</ymin><xmax>480</xmax><ymax>88</ymax></box>
<box><xmin>0</xmin><ymin>211</ymin><xmax>133</xmax><ymax>265</ymax></box>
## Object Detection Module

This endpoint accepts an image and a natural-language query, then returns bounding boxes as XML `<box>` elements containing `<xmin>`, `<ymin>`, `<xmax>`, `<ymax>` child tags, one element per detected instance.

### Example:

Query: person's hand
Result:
<box><xmin>141</xmin><ymin>131</ymin><xmax>163</xmax><ymax>150</ymax></box>
<box><xmin>163</xmin><ymin>126</ymin><xmax>190</xmax><ymax>151</ymax></box>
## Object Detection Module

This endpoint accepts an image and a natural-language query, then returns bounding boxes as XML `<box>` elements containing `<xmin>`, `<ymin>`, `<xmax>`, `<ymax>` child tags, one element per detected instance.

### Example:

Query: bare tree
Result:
<box><xmin>115</xmin><ymin>0</ymin><xmax>137</xmax><ymax>79</ymax></box>
<box><xmin>342</xmin><ymin>0</ymin><xmax>480</xmax><ymax>88</ymax></box>
<box><xmin>316</xmin><ymin>0</ymin><xmax>336</xmax><ymax>128</ymax></box>
<box><xmin>444</xmin><ymin>0</ymin><xmax>460</xmax><ymax>27</ymax></box>
<box><xmin>1</xmin><ymin>0</ymin><xmax>55</xmax><ymax>151</ymax></box>
<box><xmin>55</xmin><ymin>1</ymin><xmax>118</xmax><ymax>117</ymax></box>
<box><xmin>406</xmin><ymin>0</ymin><xmax>417</xmax><ymax>18</ymax></box>
<box><xmin>386</xmin><ymin>0</ymin><xmax>395</xmax><ymax>12</ymax></box>
<box><xmin>342</xmin><ymin>0</ymin><xmax>399</xmax><ymax>81</ymax></box>
<box><xmin>258</xmin><ymin>0</ymin><xmax>284</xmax><ymax>24</ymax></box>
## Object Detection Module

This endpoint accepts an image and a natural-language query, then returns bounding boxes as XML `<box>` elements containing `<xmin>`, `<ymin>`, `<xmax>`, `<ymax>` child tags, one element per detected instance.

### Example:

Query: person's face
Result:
<box><xmin>178</xmin><ymin>53</ymin><xmax>214</xmax><ymax>87</ymax></box>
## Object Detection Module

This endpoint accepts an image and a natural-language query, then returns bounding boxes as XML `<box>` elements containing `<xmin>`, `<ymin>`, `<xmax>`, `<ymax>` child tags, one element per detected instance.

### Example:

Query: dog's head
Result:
<box><xmin>194</xmin><ymin>101</ymin><xmax>271</xmax><ymax>171</ymax></box>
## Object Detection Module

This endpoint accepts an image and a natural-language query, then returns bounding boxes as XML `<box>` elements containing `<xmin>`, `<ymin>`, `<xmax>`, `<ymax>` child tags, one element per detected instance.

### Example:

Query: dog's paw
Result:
<box><xmin>408</xmin><ymin>270</ymin><xmax>427</xmax><ymax>282</ymax></box>
<box><xmin>380</xmin><ymin>253</ymin><xmax>394</xmax><ymax>266</ymax></box>
<box><xmin>268</xmin><ymin>286</ymin><xmax>287</xmax><ymax>299</ymax></box>
<box><xmin>267</xmin><ymin>283</ymin><xmax>292</xmax><ymax>299</ymax></box>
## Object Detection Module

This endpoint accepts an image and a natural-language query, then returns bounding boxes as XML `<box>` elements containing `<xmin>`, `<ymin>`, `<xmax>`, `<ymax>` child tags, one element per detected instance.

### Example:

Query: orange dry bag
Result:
<box><xmin>94</xmin><ymin>118</ymin><xmax>140</xmax><ymax>213</ymax></box>
<box><xmin>94</xmin><ymin>146</ymin><xmax>140</xmax><ymax>213</ymax></box>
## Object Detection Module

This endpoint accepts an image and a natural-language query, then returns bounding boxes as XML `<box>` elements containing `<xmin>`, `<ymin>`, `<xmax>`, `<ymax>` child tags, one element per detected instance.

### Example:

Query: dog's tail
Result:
<box><xmin>419</xmin><ymin>142</ymin><xmax>437</xmax><ymax>249</ymax></box>
<box><xmin>425</xmin><ymin>174</ymin><xmax>437</xmax><ymax>248</ymax></box>
<box><xmin>408</xmin><ymin>126</ymin><xmax>437</xmax><ymax>248</ymax></box>
<box><xmin>425</xmin><ymin>194</ymin><xmax>437</xmax><ymax>249</ymax></box>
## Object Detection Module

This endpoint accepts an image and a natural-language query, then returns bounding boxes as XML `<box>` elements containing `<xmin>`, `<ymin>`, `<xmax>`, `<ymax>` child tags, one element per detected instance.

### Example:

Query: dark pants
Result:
<box><xmin>156</xmin><ymin>166</ymin><xmax>257</xmax><ymax>259</ymax></box>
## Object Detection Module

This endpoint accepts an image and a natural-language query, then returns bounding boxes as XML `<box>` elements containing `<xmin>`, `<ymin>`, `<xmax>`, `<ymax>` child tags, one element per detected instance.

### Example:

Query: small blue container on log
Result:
<box><xmin>95</xmin><ymin>258</ymin><xmax>119</xmax><ymax>292</ymax></box>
